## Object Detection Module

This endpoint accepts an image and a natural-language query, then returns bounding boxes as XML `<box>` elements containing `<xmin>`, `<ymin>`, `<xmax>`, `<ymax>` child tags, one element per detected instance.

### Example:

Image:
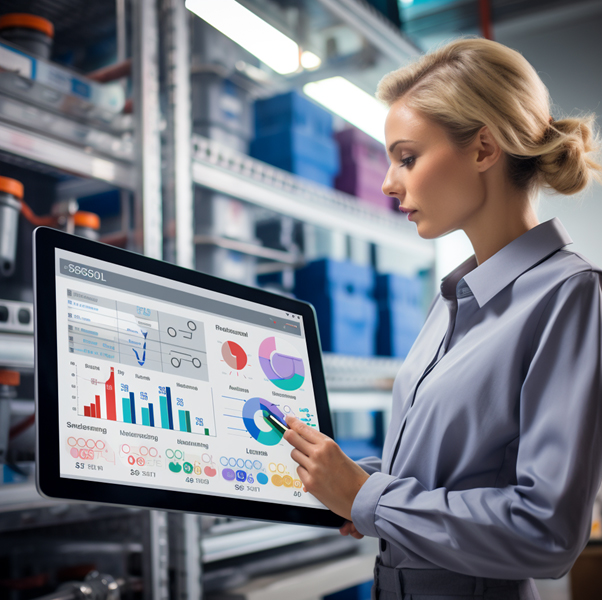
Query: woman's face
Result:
<box><xmin>382</xmin><ymin>101</ymin><xmax>487</xmax><ymax>239</ymax></box>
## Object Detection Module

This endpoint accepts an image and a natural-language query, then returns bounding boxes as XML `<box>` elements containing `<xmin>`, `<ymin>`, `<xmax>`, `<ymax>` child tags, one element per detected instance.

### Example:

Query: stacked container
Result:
<box><xmin>251</xmin><ymin>91</ymin><xmax>340</xmax><ymax>187</ymax></box>
<box><xmin>190</xmin><ymin>19</ymin><xmax>254</xmax><ymax>152</ymax></box>
<box><xmin>375</xmin><ymin>273</ymin><xmax>424</xmax><ymax>358</ymax></box>
<box><xmin>294</xmin><ymin>259</ymin><xmax>377</xmax><ymax>356</ymax></box>
<box><xmin>191</xmin><ymin>74</ymin><xmax>253</xmax><ymax>153</ymax></box>
<box><xmin>335</xmin><ymin>127</ymin><xmax>392</xmax><ymax>210</ymax></box>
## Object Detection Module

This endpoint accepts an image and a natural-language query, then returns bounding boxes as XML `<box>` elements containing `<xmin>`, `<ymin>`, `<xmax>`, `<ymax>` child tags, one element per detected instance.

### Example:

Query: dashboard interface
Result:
<box><xmin>55</xmin><ymin>249</ymin><xmax>325</xmax><ymax>511</ymax></box>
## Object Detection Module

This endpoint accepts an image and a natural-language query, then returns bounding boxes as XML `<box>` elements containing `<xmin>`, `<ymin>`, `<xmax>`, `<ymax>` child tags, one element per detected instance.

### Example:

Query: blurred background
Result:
<box><xmin>0</xmin><ymin>1</ymin><xmax>600</xmax><ymax>599</ymax></box>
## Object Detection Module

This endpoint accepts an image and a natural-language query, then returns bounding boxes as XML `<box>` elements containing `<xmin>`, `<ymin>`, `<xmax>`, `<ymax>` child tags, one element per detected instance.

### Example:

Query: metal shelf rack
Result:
<box><xmin>191</xmin><ymin>135</ymin><xmax>435</xmax><ymax>265</ymax></box>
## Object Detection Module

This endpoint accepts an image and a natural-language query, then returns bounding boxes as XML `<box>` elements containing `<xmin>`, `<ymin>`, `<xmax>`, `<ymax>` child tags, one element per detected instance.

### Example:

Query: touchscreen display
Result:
<box><xmin>54</xmin><ymin>248</ymin><xmax>325</xmax><ymax>511</ymax></box>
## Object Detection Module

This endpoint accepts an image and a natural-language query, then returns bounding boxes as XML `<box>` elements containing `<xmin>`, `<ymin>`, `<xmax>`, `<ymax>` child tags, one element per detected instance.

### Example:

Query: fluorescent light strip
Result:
<box><xmin>185</xmin><ymin>0</ymin><xmax>300</xmax><ymax>74</ymax></box>
<box><xmin>303</xmin><ymin>77</ymin><xmax>388</xmax><ymax>143</ymax></box>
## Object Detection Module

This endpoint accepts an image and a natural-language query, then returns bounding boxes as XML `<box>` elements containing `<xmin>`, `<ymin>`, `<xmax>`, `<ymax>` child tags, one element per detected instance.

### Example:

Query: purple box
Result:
<box><xmin>335</xmin><ymin>128</ymin><xmax>393</xmax><ymax>210</ymax></box>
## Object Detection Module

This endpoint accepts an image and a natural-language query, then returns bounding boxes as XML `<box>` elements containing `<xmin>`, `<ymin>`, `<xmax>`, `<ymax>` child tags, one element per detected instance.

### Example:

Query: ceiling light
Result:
<box><xmin>303</xmin><ymin>77</ymin><xmax>388</xmax><ymax>143</ymax></box>
<box><xmin>300</xmin><ymin>51</ymin><xmax>321</xmax><ymax>70</ymax></box>
<box><xmin>185</xmin><ymin>0</ymin><xmax>300</xmax><ymax>75</ymax></box>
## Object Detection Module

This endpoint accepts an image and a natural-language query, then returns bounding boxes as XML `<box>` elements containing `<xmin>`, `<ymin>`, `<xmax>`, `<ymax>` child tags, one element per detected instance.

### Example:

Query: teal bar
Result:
<box><xmin>160</xmin><ymin>395</ymin><xmax>170</xmax><ymax>429</ymax></box>
<box><xmin>141</xmin><ymin>407</ymin><xmax>150</xmax><ymax>427</ymax></box>
<box><xmin>178</xmin><ymin>410</ymin><xmax>187</xmax><ymax>432</ymax></box>
<box><xmin>122</xmin><ymin>397</ymin><xmax>132</xmax><ymax>423</ymax></box>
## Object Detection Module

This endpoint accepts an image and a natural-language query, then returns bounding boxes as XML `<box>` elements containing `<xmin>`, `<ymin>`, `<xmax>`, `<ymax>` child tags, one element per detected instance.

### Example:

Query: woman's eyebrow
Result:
<box><xmin>388</xmin><ymin>139</ymin><xmax>418</xmax><ymax>153</ymax></box>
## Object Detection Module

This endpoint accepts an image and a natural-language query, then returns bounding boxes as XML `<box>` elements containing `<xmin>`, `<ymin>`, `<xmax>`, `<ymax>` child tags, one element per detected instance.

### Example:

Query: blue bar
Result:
<box><xmin>149</xmin><ymin>403</ymin><xmax>155</xmax><ymax>427</ymax></box>
<box><xmin>141</xmin><ymin>407</ymin><xmax>150</xmax><ymax>426</ymax></box>
<box><xmin>122</xmin><ymin>397</ymin><xmax>131</xmax><ymax>423</ymax></box>
<box><xmin>129</xmin><ymin>392</ymin><xmax>136</xmax><ymax>425</ymax></box>
<box><xmin>166</xmin><ymin>387</ymin><xmax>174</xmax><ymax>430</ymax></box>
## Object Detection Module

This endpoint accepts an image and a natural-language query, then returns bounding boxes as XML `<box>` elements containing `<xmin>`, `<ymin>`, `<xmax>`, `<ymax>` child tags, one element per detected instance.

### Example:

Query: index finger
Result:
<box><xmin>285</xmin><ymin>415</ymin><xmax>324</xmax><ymax>443</ymax></box>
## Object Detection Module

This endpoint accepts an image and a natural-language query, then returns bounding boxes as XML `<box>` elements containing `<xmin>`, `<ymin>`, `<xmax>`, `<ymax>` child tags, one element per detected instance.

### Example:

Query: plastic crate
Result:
<box><xmin>324</xmin><ymin>580</ymin><xmax>373</xmax><ymax>600</ymax></box>
<box><xmin>191</xmin><ymin>73</ymin><xmax>253</xmax><ymax>142</ymax></box>
<box><xmin>375</xmin><ymin>273</ymin><xmax>424</xmax><ymax>357</ymax></box>
<box><xmin>335</xmin><ymin>128</ymin><xmax>392</xmax><ymax>208</ymax></box>
<box><xmin>376</xmin><ymin>306</ymin><xmax>423</xmax><ymax>357</ymax></box>
<box><xmin>376</xmin><ymin>273</ymin><xmax>423</xmax><ymax>306</ymax></box>
<box><xmin>294</xmin><ymin>259</ymin><xmax>377</xmax><ymax>356</ymax></box>
<box><xmin>254</xmin><ymin>90</ymin><xmax>333</xmax><ymax>138</ymax></box>
<box><xmin>295</xmin><ymin>259</ymin><xmax>375</xmax><ymax>297</ymax></box>
<box><xmin>191</xmin><ymin>18</ymin><xmax>258</xmax><ymax>71</ymax></box>
<box><xmin>309</xmin><ymin>290</ymin><xmax>377</xmax><ymax>356</ymax></box>
<box><xmin>250</xmin><ymin>128</ymin><xmax>340</xmax><ymax>186</ymax></box>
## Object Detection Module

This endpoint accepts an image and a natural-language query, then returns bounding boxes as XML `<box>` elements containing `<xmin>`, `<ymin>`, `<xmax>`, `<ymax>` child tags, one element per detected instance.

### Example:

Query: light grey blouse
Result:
<box><xmin>351</xmin><ymin>217</ymin><xmax>602</xmax><ymax>580</ymax></box>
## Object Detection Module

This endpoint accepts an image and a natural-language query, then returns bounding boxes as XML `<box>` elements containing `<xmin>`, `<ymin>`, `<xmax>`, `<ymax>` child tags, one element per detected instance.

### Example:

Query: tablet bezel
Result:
<box><xmin>34</xmin><ymin>226</ymin><xmax>345</xmax><ymax>528</ymax></box>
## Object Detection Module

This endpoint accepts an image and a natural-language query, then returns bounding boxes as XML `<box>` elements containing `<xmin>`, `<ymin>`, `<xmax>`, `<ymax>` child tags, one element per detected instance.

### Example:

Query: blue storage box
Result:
<box><xmin>254</xmin><ymin>90</ymin><xmax>333</xmax><ymax>138</ymax></box>
<box><xmin>250</xmin><ymin>128</ymin><xmax>340</xmax><ymax>187</ymax></box>
<box><xmin>295</xmin><ymin>258</ymin><xmax>375</xmax><ymax>296</ymax></box>
<box><xmin>324</xmin><ymin>581</ymin><xmax>373</xmax><ymax>600</ymax></box>
<box><xmin>375</xmin><ymin>274</ymin><xmax>424</xmax><ymax>357</ymax></box>
<box><xmin>295</xmin><ymin>260</ymin><xmax>377</xmax><ymax>356</ymax></box>
<box><xmin>377</xmin><ymin>305</ymin><xmax>423</xmax><ymax>358</ymax></box>
<box><xmin>309</xmin><ymin>290</ymin><xmax>377</xmax><ymax>355</ymax></box>
<box><xmin>376</xmin><ymin>272</ymin><xmax>423</xmax><ymax>305</ymax></box>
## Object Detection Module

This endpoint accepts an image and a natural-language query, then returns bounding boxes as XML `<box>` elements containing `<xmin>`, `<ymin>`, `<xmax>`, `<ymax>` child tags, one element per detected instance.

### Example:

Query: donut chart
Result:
<box><xmin>258</xmin><ymin>337</ymin><xmax>305</xmax><ymax>391</ymax></box>
<box><xmin>242</xmin><ymin>397</ymin><xmax>287</xmax><ymax>446</ymax></box>
<box><xmin>221</xmin><ymin>341</ymin><xmax>247</xmax><ymax>370</ymax></box>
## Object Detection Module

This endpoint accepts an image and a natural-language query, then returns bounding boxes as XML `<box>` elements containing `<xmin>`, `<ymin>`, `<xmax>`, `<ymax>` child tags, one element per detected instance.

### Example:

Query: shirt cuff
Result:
<box><xmin>351</xmin><ymin>471</ymin><xmax>397</xmax><ymax>538</ymax></box>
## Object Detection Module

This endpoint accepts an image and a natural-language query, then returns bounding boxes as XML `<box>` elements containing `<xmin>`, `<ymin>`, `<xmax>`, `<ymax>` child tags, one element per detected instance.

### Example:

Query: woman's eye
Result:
<box><xmin>400</xmin><ymin>156</ymin><xmax>416</xmax><ymax>168</ymax></box>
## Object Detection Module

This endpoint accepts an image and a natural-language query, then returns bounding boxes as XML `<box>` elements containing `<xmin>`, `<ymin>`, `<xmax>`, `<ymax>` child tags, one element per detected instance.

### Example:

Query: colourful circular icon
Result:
<box><xmin>183</xmin><ymin>462</ymin><xmax>193</xmax><ymax>474</ymax></box>
<box><xmin>257</xmin><ymin>473</ymin><xmax>268</xmax><ymax>485</ymax></box>
<box><xmin>258</xmin><ymin>337</ymin><xmax>305</xmax><ymax>391</ymax></box>
<box><xmin>221</xmin><ymin>341</ymin><xmax>248</xmax><ymax>370</ymax></box>
<box><xmin>242</xmin><ymin>397</ymin><xmax>287</xmax><ymax>446</ymax></box>
<box><xmin>222</xmin><ymin>468</ymin><xmax>235</xmax><ymax>481</ymax></box>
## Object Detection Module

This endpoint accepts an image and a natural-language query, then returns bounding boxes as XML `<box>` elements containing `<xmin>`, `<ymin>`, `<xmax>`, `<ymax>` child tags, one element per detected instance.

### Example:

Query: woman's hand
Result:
<box><xmin>283</xmin><ymin>415</ymin><xmax>370</xmax><ymax>521</ymax></box>
<box><xmin>340</xmin><ymin>521</ymin><xmax>364</xmax><ymax>539</ymax></box>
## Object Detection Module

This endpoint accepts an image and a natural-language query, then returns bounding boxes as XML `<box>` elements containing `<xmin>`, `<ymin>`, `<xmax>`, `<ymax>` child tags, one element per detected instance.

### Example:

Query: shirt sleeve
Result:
<box><xmin>355</xmin><ymin>456</ymin><xmax>382</xmax><ymax>475</ymax></box>
<box><xmin>351</xmin><ymin>270</ymin><xmax>602</xmax><ymax>580</ymax></box>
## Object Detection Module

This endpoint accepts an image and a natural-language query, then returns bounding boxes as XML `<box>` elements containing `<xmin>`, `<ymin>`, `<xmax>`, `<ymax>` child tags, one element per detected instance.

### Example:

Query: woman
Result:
<box><xmin>284</xmin><ymin>38</ymin><xmax>602</xmax><ymax>599</ymax></box>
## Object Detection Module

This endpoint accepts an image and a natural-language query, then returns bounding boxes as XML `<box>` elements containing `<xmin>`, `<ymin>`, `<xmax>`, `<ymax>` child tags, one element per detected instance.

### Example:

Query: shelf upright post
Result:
<box><xmin>141</xmin><ymin>510</ymin><xmax>170</xmax><ymax>600</ymax></box>
<box><xmin>168</xmin><ymin>512</ymin><xmax>203</xmax><ymax>600</ymax></box>
<box><xmin>132</xmin><ymin>0</ymin><xmax>163</xmax><ymax>260</ymax></box>
<box><xmin>160</xmin><ymin>0</ymin><xmax>194</xmax><ymax>268</ymax></box>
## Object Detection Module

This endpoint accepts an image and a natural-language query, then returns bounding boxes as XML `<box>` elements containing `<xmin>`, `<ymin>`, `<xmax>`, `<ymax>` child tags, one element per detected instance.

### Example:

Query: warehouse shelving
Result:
<box><xmin>192</xmin><ymin>135</ymin><xmax>435</xmax><ymax>265</ymax></box>
<box><xmin>0</xmin><ymin>113</ymin><xmax>135</xmax><ymax>190</ymax></box>
<box><xmin>0</xmin><ymin>2</ymin><xmax>429</xmax><ymax>599</ymax></box>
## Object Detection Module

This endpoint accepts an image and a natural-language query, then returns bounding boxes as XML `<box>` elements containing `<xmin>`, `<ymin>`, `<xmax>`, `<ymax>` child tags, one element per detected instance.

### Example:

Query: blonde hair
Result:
<box><xmin>377</xmin><ymin>38</ymin><xmax>601</xmax><ymax>195</ymax></box>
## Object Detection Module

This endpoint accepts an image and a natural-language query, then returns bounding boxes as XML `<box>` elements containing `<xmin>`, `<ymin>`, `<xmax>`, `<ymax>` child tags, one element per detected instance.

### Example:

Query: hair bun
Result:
<box><xmin>538</xmin><ymin>116</ymin><xmax>601</xmax><ymax>195</ymax></box>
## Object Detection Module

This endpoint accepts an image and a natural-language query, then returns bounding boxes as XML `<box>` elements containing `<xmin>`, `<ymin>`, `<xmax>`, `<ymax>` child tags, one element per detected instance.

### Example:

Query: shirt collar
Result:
<box><xmin>440</xmin><ymin>218</ymin><xmax>573</xmax><ymax>308</ymax></box>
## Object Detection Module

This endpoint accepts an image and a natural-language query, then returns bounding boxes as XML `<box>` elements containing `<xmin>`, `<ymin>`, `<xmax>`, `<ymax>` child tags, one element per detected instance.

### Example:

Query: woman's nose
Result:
<box><xmin>382</xmin><ymin>164</ymin><xmax>401</xmax><ymax>198</ymax></box>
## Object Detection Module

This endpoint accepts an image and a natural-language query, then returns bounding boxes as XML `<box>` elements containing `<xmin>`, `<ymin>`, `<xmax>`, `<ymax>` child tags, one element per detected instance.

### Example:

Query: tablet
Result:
<box><xmin>34</xmin><ymin>227</ymin><xmax>344</xmax><ymax>528</ymax></box>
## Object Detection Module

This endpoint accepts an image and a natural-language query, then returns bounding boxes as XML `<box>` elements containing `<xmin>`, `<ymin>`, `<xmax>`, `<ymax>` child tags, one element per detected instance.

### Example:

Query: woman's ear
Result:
<box><xmin>474</xmin><ymin>126</ymin><xmax>503</xmax><ymax>173</ymax></box>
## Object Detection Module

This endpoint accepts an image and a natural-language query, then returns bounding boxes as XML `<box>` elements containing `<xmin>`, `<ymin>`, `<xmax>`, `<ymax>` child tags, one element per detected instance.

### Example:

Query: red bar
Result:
<box><xmin>106</xmin><ymin>367</ymin><xmax>116</xmax><ymax>420</ymax></box>
<box><xmin>95</xmin><ymin>395</ymin><xmax>101</xmax><ymax>419</ymax></box>
<box><xmin>90</xmin><ymin>404</ymin><xmax>96</xmax><ymax>418</ymax></box>
<box><xmin>84</xmin><ymin>405</ymin><xmax>91</xmax><ymax>417</ymax></box>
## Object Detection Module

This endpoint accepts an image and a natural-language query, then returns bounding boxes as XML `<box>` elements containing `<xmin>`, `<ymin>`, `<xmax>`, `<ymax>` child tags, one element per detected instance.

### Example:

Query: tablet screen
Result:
<box><xmin>53</xmin><ymin>247</ymin><xmax>326</xmax><ymax>513</ymax></box>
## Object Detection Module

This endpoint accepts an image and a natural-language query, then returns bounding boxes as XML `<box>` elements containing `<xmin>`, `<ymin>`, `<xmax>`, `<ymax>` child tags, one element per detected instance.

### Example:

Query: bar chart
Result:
<box><xmin>76</xmin><ymin>363</ymin><xmax>215</xmax><ymax>437</ymax></box>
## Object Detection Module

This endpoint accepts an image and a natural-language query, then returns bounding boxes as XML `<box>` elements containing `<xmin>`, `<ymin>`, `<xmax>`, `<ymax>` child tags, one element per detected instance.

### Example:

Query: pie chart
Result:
<box><xmin>259</xmin><ymin>336</ymin><xmax>305</xmax><ymax>391</ymax></box>
<box><xmin>243</xmin><ymin>397</ymin><xmax>286</xmax><ymax>446</ymax></box>
<box><xmin>221</xmin><ymin>341</ymin><xmax>247</xmax><ymax>370</ymax></box>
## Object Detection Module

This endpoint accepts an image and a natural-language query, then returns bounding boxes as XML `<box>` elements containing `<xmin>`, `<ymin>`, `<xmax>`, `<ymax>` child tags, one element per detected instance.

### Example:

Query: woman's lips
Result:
<box><xmin>399</xmin><ymin>207</ymin><xmax>417</xmax><ymax>220</ymax></box>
